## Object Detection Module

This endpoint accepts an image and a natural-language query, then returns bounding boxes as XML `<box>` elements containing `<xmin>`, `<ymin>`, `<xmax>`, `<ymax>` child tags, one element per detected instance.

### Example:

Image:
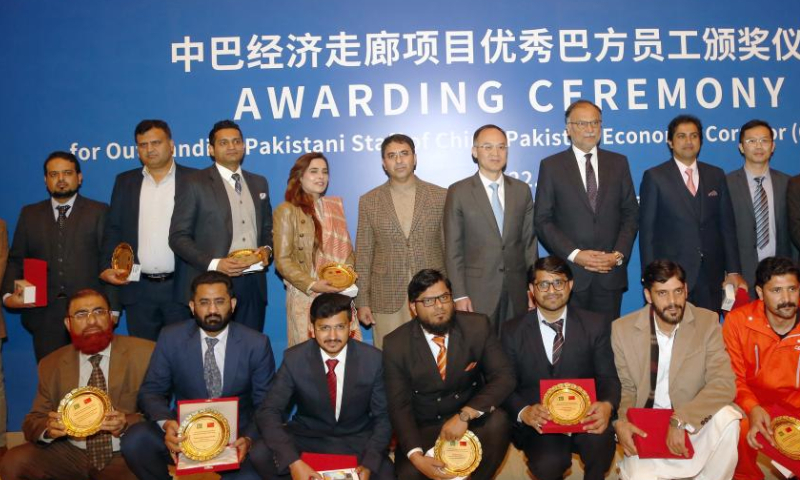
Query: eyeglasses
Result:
<box><xmin>474</xmin><ymin>144</ymin><xmax>508</xmax><ymax>152</ymax></box>
<box><xmin>743</xmin><ymin>138</ymin><xmax>773</xmax><ymax>146</ymax></box>
<box><xmin>70</xmin><ymin>308</ymin><xmax>110</xmax><ymax>321</ymax></box>
<box><xmin>567</xmin><ymin>120</ymin><xmax>601</xmax><ymax>130</ymax></box>
<box><xmin>534</xmin><ymin>280</ymin><xmax>567</xmax><ymax>292</ymax></box>
<box><xmin>385</xmin><ymin>150</ymin><xmax>412</xmax><ymax>160</ymax></box>
<box><xmin>315</xmin><ymin>324</ymin><xmax>349</xmax><ymax>333</ymax></box>
<box><xmin>414</xmin><ymin>293</ymin><xmax>453</xmax><ymax>307</ymax></box>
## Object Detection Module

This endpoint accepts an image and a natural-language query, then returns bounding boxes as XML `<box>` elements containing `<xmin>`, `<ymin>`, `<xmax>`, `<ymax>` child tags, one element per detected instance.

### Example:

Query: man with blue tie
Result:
<box><xmin>121</xmin><ymin>271</ymin><xmax>276</xmax><ymax>480</ymax></box>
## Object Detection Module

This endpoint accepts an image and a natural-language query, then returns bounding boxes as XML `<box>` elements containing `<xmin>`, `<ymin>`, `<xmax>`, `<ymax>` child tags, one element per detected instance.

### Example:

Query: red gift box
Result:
<box><xmin>755</xmin><ymin>404</ymin><xmax>800</xmax><ymax>476</ymax></box>
<box><xmin>23</xmin><ymin>258</ymin><xmax>47</xmax><ymax>306</ymax></box>
<box><xmin>301</xmin><ymin>452</ymin><xmax>358</xmax><ymax>471</ymax></box>
<box><xmin>539</xmin><ymin>378</ymin><xmax>596</xmax><ymax>434</ymax></box>
<box><xmin>626</xmin><ymin>408</ymin><xmax>694</xmax><ymax>459</ymax></box>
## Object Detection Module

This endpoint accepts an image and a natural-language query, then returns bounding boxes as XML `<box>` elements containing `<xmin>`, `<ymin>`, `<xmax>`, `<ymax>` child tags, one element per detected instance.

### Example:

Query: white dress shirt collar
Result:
<box><xmin>51</xmin><ymin>194</ymin><xmax>77</xmax><ymax>220</ymax></box>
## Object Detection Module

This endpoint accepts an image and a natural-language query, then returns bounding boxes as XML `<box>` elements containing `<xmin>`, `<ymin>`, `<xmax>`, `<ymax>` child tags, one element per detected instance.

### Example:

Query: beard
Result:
<box><xmin>654</xmin><ymin>302</ymin><xmax>685</xmax><ymax>325</ymax></box>
<box><xmin>194</xmin><ymin>310</ymin><xmax>233</xmax><ymax>333</ymax></box>
<box><xmin>51</xmin><ymin>187</ymin><xmax>79</xmax><ymax>199</ymax></box>
<box><xmin>417</xmin><ymin>309</ymin><xmax>455</xmax><ymax>336</ymax></box>
<box><xmin>71</xmin><ymin>325</ymin><xmax>114</xmax><ymax>355</ymax></box>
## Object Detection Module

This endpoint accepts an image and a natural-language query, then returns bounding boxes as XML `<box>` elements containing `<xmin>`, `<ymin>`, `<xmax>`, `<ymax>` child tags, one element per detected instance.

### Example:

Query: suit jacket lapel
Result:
<box><xmin>595</xmin><ymin>150</ymin><xmax>612</xmax><ymax>213</ymax></box>
<box><xmin>667</xmin><ymin>162</ymin><xmax>699</xmax><ymax>220</ymax></box>
<box><xmin>412</xmin><ymin>322</ymin><xmax>444</xmax><ymax>386</ymax></box>
<box><xmin>669</xmin><ymin>308</ymin><xmax>696</xmax><ymax>387</ymax></box>
<box><xmin>446</xmin><ymin>323</ymin><xmax>469</xmax><ymax>383</ymax></box>
<box><xmin>469</xmin><ymin>174</ymin><xmax>502</xmax><ymax>239</ymax></box>
<box><xmin>243</xmin><ymin>171</ymin><xmax>263</xmax><ymax>237</ymax></box>
<box><xmin>108</xmin><ymin>336</ymin><xmax>126</xmax><ymax>403</ymax></box>
<box><xmin>501</xmin><ymin>175</ymin><xmax>517</xmax><ymax>239</ymax></box>
<box><xmin>732</xmin><ymin>169</ymin><xmax>755</xmax><ymax>224</ymax></box>
<box><xmin>222</xmin><ymin>326</ymin><xmax>241</xmax><ymax>396</ymax></box>
<box><xmin>208</xmin><ymin>167</ymin><xmax>233</xmax><ymax>237</ymax></box>
<box><xmin>307</xmin><ymin>341</ymin><xmax>337</xmax><ymax>421</ymax></box>
<box><xmin>409</xmin><ymin>180</ymin><xmax>428</xmax><ymax>237</ymax></box>
<box><xmin>340</xmin><ymin>340</ymin><xmax>359</xmax><ymax>423</ymax></box>
<box><xmin>60</xmin><ymin>346</ymin><xmax>80</xmax><ymax>397</ymax></box>
<box><xmin>378</xmin><ymin>183</ymin><xmax>405</xmax><ymax>238</ymax></box>
<box><xmin>631</xmin><ymin>309</ymin><xmax>651</xmax><ymax>395</ymax></box>
<box><xmin>60</xmin><ymin>195</ymin><xmax>84</xmax><ymax>259</ymax></box>
<box><xmin>566</xmin><ymin>149</ymin><xmax>595</xmax><ymax>214</ymax></box>
<box><xmin>187</xmin><ymin>327</ymin><xmax>207</xmax><ymax>396</ymax></box>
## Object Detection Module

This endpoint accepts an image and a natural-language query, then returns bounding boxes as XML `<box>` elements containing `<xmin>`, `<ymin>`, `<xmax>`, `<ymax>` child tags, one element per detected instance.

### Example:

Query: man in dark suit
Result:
<box><xmin>100</xmin><ymin>119</ymin><xmax>194</xmax><ymax>340</ymax></box>
<box><xmin>727</xmin><ymin>119</ymin><xmax>793</xmax><ymax>296</ymax></box>
<box><xmin>253</xmin><ymin>293</ymin><xmax>393</xmax><ymax>480</ymax></box>
<box><xmin>383</xmin><ymin>269</ymin><xmax>516</xmax><ymax>480</ymax></box>
<box><xmin>535</xmin><ymin>100</ymin><xmax>639</xmax><ymax>318</ymax></box>
<box><xmin>444</xmin><ymin>124</ymin><xmax>537</xmax><ymax>334</ymax></box>
<box><xmin>0</xmin><ymin>289</ymin><xmax>155</xmax><ymax>480</ymax></box>
<box><xmin>2</xmin><ymin>151</ymin><xmax>110</xmax><ymax>361</ymax></box>
<box><xmin>502</xmin><ymin>256</ymin><xmax>619</xmax><ymax>480</ymax></box>
<box><xmin>121</xmin><ymin>271</ymin><xmax>276</xmax><ymax>480</ymax></box>
<box><xmin>169</xmin><ymin>120</ymin><xmax>272</xmax><ymax>332</ymax></box>
<box><xmin>639</xmin><ymin>114</ymin><xmax>746</xmax><ymax>311</ymax></box>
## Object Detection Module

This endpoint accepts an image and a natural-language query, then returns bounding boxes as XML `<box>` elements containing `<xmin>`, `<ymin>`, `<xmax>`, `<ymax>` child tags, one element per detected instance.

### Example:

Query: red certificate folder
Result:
<box><xmin>755</xmin><ymin>404</ymin><xmax>800</xmax><ymax>476</ymax></box>
<box><xmin>175</xmin><ymin>397</ymin><xmax>240</xmax><ymax>475</ymax></box>
<box><xmin>23</xmin><ymin>258</ymin><xmax>47</xmax><ymax>306</ymax></box>
<box><xmin>626</xmin><ymin>408</ymin><xmax>694</xmax><ymax>459</ymax></box>
<box><xmin>301</xmin><ymin>452</ymin><xmax>358</xmax><ymax>471</ymax></box>
<box><xmin>539</xmin><ymin>378</ymin><xmax>596</xmax><ymax>434</ymax></box>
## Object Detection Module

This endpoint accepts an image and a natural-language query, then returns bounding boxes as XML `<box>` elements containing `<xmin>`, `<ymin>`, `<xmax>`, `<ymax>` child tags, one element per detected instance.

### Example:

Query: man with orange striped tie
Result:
<box><xmin>383</xmin><ymin>269</ymin><xmax>516</xmax><ymax>480</ymax></box>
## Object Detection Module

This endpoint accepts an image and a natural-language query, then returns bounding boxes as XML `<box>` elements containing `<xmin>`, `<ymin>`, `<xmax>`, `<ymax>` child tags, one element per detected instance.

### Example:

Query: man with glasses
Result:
<box><xmin>535</xmin><ymin>100</ymin><xmax>639</xmax><ymax>318</ymax></box>
<box><xmin>0</xmin><ymin>289</ymin><xmax>155</xmax><ymax>480</ymax></box>
<box><xmin>444</xmin><ymin>124</ymin><xmax>537</xmax><ymax>335</ymax></box>
<box><xmin>253</xmin><ymin>293</ymin><xmax>394</xmax><ymax>479</ymax></box>
<box><xmin>501</xmin><ymin>256</ymin><xmax>620</xmax><ymax>480</ymax></box>
<box><xmin>383</xmin><ymin>269</ymin><xmax>515</xmax><ymax>480</ymax></box>
<box><xmin>355</xmin><ymin>133</ymin><xmax>447</xmax><ymax>348</ymax></box>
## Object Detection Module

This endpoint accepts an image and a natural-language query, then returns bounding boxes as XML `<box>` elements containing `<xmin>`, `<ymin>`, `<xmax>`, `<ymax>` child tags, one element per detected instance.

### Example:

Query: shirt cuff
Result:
<box><xmin>38</xmin><ymin>431</ymin><xmax>54</xmax><ymax>443</ymax></box>
<box><xmin>568</xmin><ymin>249</ymin><xmax>580</xmax><ymax>262</ymax></box>
<box><xmin>517</xmin><ymin>406</ymin><xmax>528</xmax><ymax>423</ymax></box>
<box><xmin>208</xmin><ymin>259</ymin><xmax>221</xmax><ymax>271</ymax></box>
<box><xmin>407</xmin><ymin>447</ymin><xmax>423</xmax><ymax>459</ymax></box>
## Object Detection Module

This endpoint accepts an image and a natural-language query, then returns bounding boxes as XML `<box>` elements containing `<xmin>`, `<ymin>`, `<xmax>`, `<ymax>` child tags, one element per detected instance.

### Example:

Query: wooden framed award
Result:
<box><xmin>111</xmin><ymin>243</ymin><xmax>135</xmax><ymax>278</ymax></box>
<box><xmin>57</xmin><ymin>386</ymin><xmax>111</xmax><ymax>438</ymax></box>
<box><xmin>318</xmin><ymin>263</ymin><xmax>357</xmax><ymax>289</ymax></box>
<box><xmin>178</xmin><ymin>408</ymin><xmax>231</xmax><ymax>461</ymax></box>
<box><xmin>433</xmin><ymin>430</ymin><xmax>482</xmax><ymax>477</ymax></box>
<box><xmin>539</xmin><ymin>378</ymin><xmax>597</xmax><ymax>434</ymax></box>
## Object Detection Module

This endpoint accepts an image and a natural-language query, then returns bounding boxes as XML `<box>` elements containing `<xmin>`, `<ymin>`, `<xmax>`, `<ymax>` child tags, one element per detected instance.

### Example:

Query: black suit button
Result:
<box><xmin>454</xmin><ymin>394</ymin><xmax>460</xmax><ymax>399</ymax></box>
<box><xmin>437</xmin><ymin>415</ymin><xmax>441</xmax><ymax>420</ymax></box>
<box><xmin>501</xmin><ymin>246</ymin><xmax>505</xmax><ymax>251</ymax></box>
<box><xmin>436</xmin><ymin>397</ymin><xmax>441</xmax><ymax>402</ymax></box>
<box><xmin>472</xmin><ymin>381</ymin><xmax>477</xmax><ymax>386</ymax></box>
<box><xmin>499</xmin><ymin>267</ymin><xmax>505</xmax><ymax>272</ymax></box>
<box><xmin>58</xmin><ymin>258</ymin><xmax>63</xmax><ymax>263</ymax></box>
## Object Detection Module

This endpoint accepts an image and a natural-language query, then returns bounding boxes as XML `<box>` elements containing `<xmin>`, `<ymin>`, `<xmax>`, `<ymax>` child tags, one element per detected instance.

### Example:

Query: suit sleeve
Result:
<box><xmin>534</xmin><ymin>160</ymin><xmax>578</xmax><ymax>257</ymax></box>
<box><xmin>169</xmin><ymin>176</ymin><xmax>214</xmax><ymax>271</ymax></box>
<box><xmin>638</xmin><ymin>170</ymin><xmax>658</xmax><ymax>271</ymax></box>
<box><xmin>787</xmin><ymin>177</ymin><xmax>800</xmax><ymax>251</ymax></box>
<box><xmin>22</xmin><ymin>357</ymin><xmax>60</xmax><ymax>442</ymax></box>
<box><xmin>721</xmin><ymin>312</ymin><xmax>761</xmax><ymax>415</ymax></box>
<box><xmin>259</xmin><ymin>177</ymin><xmax>273</xmax><ymax>250</ymax></box>
<box><xmin>273</xmin><ymin>205</ymin><xmax>315</xmax><ymax>292</ymax></box>
<box><xmin>256</xmin><ymin>361</ymin><xmax>300</xmax><ymax>470</ymax></box>
<box><xmin>592</xmin><ymin>318</ymin><xmax>621</xmax><ymax>409</ymax></box>
<box><xmin>354</xmin><ymin>195</ymin><xmax>374</xmax><ymax>309</ymax></box>
<box><xmin>383</xmin><ymin>339</ymin><xmax>424</xmax><ymax>452</ymax></box>
<box><xmin>718</xmin><ymin>177</ymin><xmax>742</xmax><ymax>274</ymax></box>
<box><xmin>466</xmin><ymin>318</ymin><xmax>516</xmax><ymax>412</ymax></box>
<box><xmin>612</xmin><ymin>158</ymin><xmax>640</xmax><ymax>259</ymax></box>
<box><xmin>611</xmin><ymin>321</ymin><xmax>638</xmax><ymax>423</ymax></box>
<box><xmin>522</xmin><ymin>184</ymin><xmax>538</xmax><ymax>270</ymax></box>
<box><xmin>95</xmin><ymin>204</ymin><xmax>119</xmax><ymax>311</ymax></box>
<box><xmin>137</xmin><ymin>338</ymin><xmax>177</xmax><ymax>422</ymax></box>
<box><xmin>443</xmin><ymin>187</ymin><xmax>468</xmax><ymax>299</ymax></box>
<box><xmin>2</xmin><ymin>207</ymin><xmax>27</xmax><ymax>295</ymax></box>
<box><xmin>101</xmin><ymin>175</ymin><xmax>125</xmax><ymax>269</ymax></box>
<box><xmin>500</xmin><ymin>324</ymin><xmax>532</xmax><ymax>419</ymax></box>
<box><xmin>361</xmin><ymin>361</ymin><xmax>392</xmax><ymax>474</ymax></box>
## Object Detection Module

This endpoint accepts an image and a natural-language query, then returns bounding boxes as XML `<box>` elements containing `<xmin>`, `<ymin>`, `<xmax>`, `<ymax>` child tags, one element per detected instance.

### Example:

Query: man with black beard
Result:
<box><xmin>383</xmin><ymin>269</ymin><xmax>515</xmax><ymax>480</ymax></box>
<box><xmin>121</xmin><ymin>271</ymin><xmax>275</xmax><ymax>480</ymax></box>
<box><xmin>0</xmin><ymin>289</ymin><xmax>154</xmax><ymax>480</ymax></box>
<box><xmin>2</xmin><ymin>151</ymin><xmax>111</xmax><ymax>361</ymax></box>
<box><xmin>611</xmin><ymin>260</ymin><xmax>740</xmax><ymax>480</ymax></box>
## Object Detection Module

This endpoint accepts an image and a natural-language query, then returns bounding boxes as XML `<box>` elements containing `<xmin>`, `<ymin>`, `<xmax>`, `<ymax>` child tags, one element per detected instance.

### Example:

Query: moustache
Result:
<box><xmin>203</xmin><ymin>314</ymin><xmax>222</xmax><ymax>322</ymax></box>
<box><xmin>777</xmin><ymin>302</ymin><xmax>797</xmax><ymax>310</ymax></box>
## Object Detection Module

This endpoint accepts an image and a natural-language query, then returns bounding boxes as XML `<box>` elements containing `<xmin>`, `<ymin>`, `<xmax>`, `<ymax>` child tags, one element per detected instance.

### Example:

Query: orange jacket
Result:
<box><xmin>722</xmin><ymin>300</ymin><xmax>800</xmax><ymax>414</ymax></box>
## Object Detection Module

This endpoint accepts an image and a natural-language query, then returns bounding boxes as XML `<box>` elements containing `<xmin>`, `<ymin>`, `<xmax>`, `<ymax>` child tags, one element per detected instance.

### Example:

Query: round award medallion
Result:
<box><xmin>228</xmin><ymin>248</ymin><xmax>263</xmax><ymax>266</ymax></box>
<box><xmin>772</xmin><ymin>416</ymin><xmax>800</xmax><ymax>460</ymax></box>
<box><xmin>318</xmin><ymin>263</ymin><xmax>357</xmax><ymax>289</ymax></box>
<box><xmin>433</xmin><ymin>430</ymin><xmax>482</xmax><ymax>477</ymax></box>
<box><xmin>111</xmin><ymin>243</ymin><xmax>135</xmax><ymax>278</ymax></box>
<box><xmin>57</xmin><ymin>386</ymin><xmax>111</xmax><ymax>437</ymax></box>
<box><xmin>178</xmin><ymin>409</ymin><xmax>231</xmax><ymax>462</ymax></box>
<box><xmin>542</xmin><ymin>382</ymin><xmax>591</xmax><ymax>425</ymax></box>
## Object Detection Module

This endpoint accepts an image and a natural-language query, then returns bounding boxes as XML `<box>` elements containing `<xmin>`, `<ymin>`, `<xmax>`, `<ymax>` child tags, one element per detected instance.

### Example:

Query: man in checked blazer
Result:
<box><xmin>355</xmin><ymin>133</ymin><xmax>447</xmax><ymax>348</ymax></box>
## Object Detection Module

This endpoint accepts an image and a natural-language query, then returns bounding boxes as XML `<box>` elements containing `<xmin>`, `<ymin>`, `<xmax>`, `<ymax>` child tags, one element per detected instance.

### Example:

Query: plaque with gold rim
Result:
<box><xmin>772</xmin><ymin>416</ymin><xmax>800</xmax><ymax>460</ymax></box>
<box><xmin>542</xmin><ymin>382</ymin><xmax>591</xmax><ymax>425</ymax></box>
<box><xmin>433</xmin><ymin>430</ymin><xmax>482</xmax><ymax>477</ymax></box>
<box><xmin>178</xmin><ymin>409</ymin><xmax>231</xmax><ymax>462</ymax></box>
<box><xmin>111</xmin><ymin>243</ymin><xmax>135</xmax><ymax>278</ymax></box>
<box><xmin>228</xmin><ymin>248</ymin><xmax>264</xmax><ymax>266</ymax></box>
<box><xmin>318</xmin><ymin>263</ymin><xmax>357</xmax><ymax>289</ymax></box>
<box><xmin>57</xmin><ymin>386</ymin><xmax>111</xmax><ymax>437</ymax></box>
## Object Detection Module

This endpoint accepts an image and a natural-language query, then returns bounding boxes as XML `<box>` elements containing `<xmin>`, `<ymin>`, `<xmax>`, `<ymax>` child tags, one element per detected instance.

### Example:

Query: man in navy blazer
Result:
<box><xmin>253</xmin><ymin>293</ymin><xmax>394</xmax><ymax>480</ymax></box>
<box><xmin>100</xmin><ymin>119</ymin><xmax>194</xmax><ymax>340</ymax></box>
<box><xmin>169</xmin><ymin>120</ymin><xmax>273</xmax><ymax>332</ymax></box>
<box><xmin>639</xmin><ymin>114</ymin><xmax>746</xmax><ymax>311</ymax></box>
<box><xmin>121</xmin><ymin>271</ymin><xmax>275</xmax><ymax>480</ymax></box>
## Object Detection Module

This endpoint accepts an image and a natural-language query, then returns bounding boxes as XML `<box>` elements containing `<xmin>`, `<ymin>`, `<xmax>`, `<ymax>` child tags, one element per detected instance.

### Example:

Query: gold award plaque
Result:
<box><xmin>57</xmin><ymin>386</ymin><xmax>111</xmax><ymax>438</ymax></box>
<box><xmin>179</xmin><ymin>409</ymin><xmax>231</xmax><ymax>462</ymax></box>
<box><xmin>111</xmin><ymin>243</ymin><xmax>135</xmax><ymax>278</ymax></box>
<box><xmin>434</xmin><ymin>430</ymin><xmax>482</xmax><ymax>477</ymax></box>
<box><xmin>772</xmin><ymin>416</ymin><xmax>800</xmax><ymax>460</ymax></box>
<box><xmin>318</xmin><ymin>263</ymin><xmax>357</xmax><ymax>289</ymax></box>
<box><xmin>542</xmin><ymin>383</ymin><xmax>591</xmax><ymax>425</ymax></box>
<box><xmin>228</xmin><ymin>248</ymin><xmax>264</xmax><ymax>266</ymax></box>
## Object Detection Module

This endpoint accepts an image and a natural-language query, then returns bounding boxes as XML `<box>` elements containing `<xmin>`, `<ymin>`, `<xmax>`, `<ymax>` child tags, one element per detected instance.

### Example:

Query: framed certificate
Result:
<box><xmin>57</xmin><ymin>386</ymin><xmax>111</xmax><ymax>437</ymax></box>
<box><xmin>539</xmin><ymin>378</ymin><xmax>596</xmax><ymax>434</ymax></box>
<box><xmin>176</xmin><ymin>397</ymin><xmax>240</xmax><ymax>475</ymax></box>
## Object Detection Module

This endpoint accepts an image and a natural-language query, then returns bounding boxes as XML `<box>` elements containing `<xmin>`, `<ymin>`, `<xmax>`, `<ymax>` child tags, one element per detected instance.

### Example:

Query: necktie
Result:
<box><xmin>204</xmin><ymin>338</ymin><xmax>222</xmax><ymax>398</ymax></box>
<box><xmin>231</xmin><ymin>173</ymin><xmax>242</xmax><ymax>195</ymax></box>
<box><xmin>545</xmin><ymin>319</ymin><xmax>565</xmax><ymax>365</ymax></box>
<box><xmin>489</xmin><ymin>182</ymin><xmax>504</xmax><ymax>236</ymax></box>
<box><xmin>56</xmin><ymin>205</ymin><xmax>70</xmax><ymax>230</ymax></box>
<box><xmin>685</xmin><ymin>167</ymin><xmax>697</xmax><ymax>196</ymax></box>
<box><xmin>433</xmin><ymin>336</ymin><xmax>447</xmax><ymax>381</ymax></box>
<box><xmin>86</xmin><ymin>355</ymin><xmax>112</xmax><ymax>471</ymax></box>
<box><xmin>584</xmin><ymin>153</ymin><xmax>598</xmax><ymax>212</ymax></box>
<box><xmin>325</xmin><ymin>359</ymin><xmax>339</xmax><ymax>410</ymax></box>
<box><xmin>754</xmin><ymin>176</ymin><xmax>770</xmax><ymax>249</ymax></box>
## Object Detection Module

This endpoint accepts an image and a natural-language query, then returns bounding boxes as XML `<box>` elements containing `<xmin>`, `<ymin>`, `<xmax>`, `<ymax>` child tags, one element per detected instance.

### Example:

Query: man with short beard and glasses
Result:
<box><xmin>383</xmin><ymin>269</ymin><xmax>516</xmax><ymax>480</ymax></box>
<box><xmin>723</xmin><ymin>257</ymin><xmax>800</xmax><ymax>480</ymax></box>
<box><xmin>121</xmin><ymin>271</ymin><xmax>275</xmax><ymax>480</ymax></box>
<box><xmin>2</xmin><ymin>151</ymin><xmax>111</xmax><ymax>361</ymax></box>
<box><xmin>0</xmin><ymin>289</ymin><xmax>155</xmax><ymax>480</ymax></box>
<box><xmin>611</xmin><ymin>260</ymin><xmax>740</xmax><ymax>480</ymax></box>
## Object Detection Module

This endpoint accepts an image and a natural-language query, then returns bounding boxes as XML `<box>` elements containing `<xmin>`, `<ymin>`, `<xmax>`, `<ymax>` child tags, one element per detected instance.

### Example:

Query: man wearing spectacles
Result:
<box><xmin>501</xmin><ymin>256</ymin><xmax>620</xmax><ymax>480</ymax></box>
<box><xmin>444</xmin><ymin>124</ymin><xmax>537</xmax><ymax>335</ymax></box>
<box><xmin>0</xmin><ymin>289</ymin><xmax>155</xmax><ymax>480</ymax></box>
<box><xmin>535</xmin><ymin>100</ymin><xmax>639</xmax><ymax>319</ymax></box>
<box><xmin>727</xmin><ymin>120</ymin><xmax>792</xmax><ymax>296</ymax></box>
<box><xmin>355</xmin><ymin>133</ymin><xmax>447</xmax><ymax>349</ymax></box>
<box><xmin>383</xmin><ymin>269</ymin><xmax>515</xmax><ymax>480</ymax></box>
<box><xmin>254</xmin><ymin>293</ymin><xmax>394</xmax><ymax>480</ymax></box>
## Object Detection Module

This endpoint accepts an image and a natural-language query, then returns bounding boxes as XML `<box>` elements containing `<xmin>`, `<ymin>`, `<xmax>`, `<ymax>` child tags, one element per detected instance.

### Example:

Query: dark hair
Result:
<box><xmin>310</xmin><ymin>293</ymin><xmax>353</xmax><ymax>324</ymax></box>
<box><xmin>208</xmin><ymin>119</ymin><xmax>243</xmax><ymax>146</ymax></box>
<box><xmin>755</xmin><ymin>256</ymin><xmax>800</xmax><ymax>289</ymax></box>
<box><xmin>408</xmin><ymin>269</ymin><xmax>452</xmax><ymax>302</ymax></box>
<box><xmin>43</xmin><ymin>151</ymin><xmax>81</xmax><ymax>175</ymax></box>
<box><xmin>565</xmin><ymin>99</ymin><xmax>602</xmax><ymax>123</ymax></box>
<box><xmin>528</xmin><ymin>256</ymin><xmax>573</xmax><ymax>284</ymax></box>
<box><xmin>641</xmin><ymin>260</ymin><xmax>687</xmax><ymax>290</ymax></box>
<box><xmin>67</xmin><ymin>288</ymin><xmax>110</xmax><ymax>312</ymax></box>
<box><xmin>285</xmin><ymin>152</ymin><xmax>328</xmax><ymax>251</ymax></box>
<box><xmin>739</xmin><ymin>119</ymin><xmax>774</xmax><ymax>144</ymax></box>
<box><xmin>190</xmin><ymin>271</ymin><xmax>235</xmax><ymax>298</ymax></box>
<box><xmin>471</xmin><ymin>124</ymin><xmax>507</xmax><ymax>164</ymax></box>
<box><xmin>667</xmin><ymin>114</ymin><xmax>703</xmax><ymax>150</ymax></box>
<box><xmin>134</xmin><ymin>119</ymin><xmax>172</xmax><ymax>140</ymax></box>
<box><xmin>381</xmin><ymin>134</ymin><xmax>416</xmax><ymax>158</ymax></box>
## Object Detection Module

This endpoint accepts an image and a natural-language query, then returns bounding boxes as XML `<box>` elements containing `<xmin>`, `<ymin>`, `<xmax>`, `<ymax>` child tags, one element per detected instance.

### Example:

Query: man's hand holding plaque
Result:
<box><xmin>750</xmin><ymin>404</ymin><xmax>800</xmax><ymax>476</ymax></box>
<box><xmin>57</xmin><ymin>386</ymin><xmax>112</xmax><ymax>437</ymax></box>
